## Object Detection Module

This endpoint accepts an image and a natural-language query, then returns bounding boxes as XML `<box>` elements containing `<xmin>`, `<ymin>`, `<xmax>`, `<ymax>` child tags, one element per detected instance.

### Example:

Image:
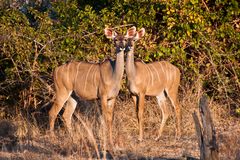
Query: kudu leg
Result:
<box><xmin>49</xmin><ymin>90</ymin><xmax>72</xmax><ymax>133</ymax></box>
<box><xmin>167</xmin><ymin>89</ymin><xmax>181</xmax><ymax>138</ymax></box>
<box><xmin>101</xmin><ymin>97</ymin><xmax>115</xmax><ymax>146</ymax></box>
<box><xmin>156</xmin><ymin>93</ymin><xmax>169</xmax><ymax>140</ymax></box>
<box><xmin>63</xmin><ymin>97</ymin><xmax>77</xmax><ymax>134</ymax></box>
<box><xmin>137</xmin><ymin>94</ymin><xmax>145</xmax><ymax>141</ymax></box>
<box><xmin>131</xmin><ymin>95</ymin><xmax>138</xmax><ymax>121</ymax></box>
<box><xmin>107</xmin><ymin>98</ymin><xmax>115</xmax><ymax>146</ymax></box>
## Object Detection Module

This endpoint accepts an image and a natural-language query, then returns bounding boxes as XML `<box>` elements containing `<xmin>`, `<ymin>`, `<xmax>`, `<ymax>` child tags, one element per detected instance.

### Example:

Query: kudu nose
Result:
<box><xmin>119</xmin><ymin>47</ymin><xmax>125</xmax><ymax>51</ymax></box>
<box><xmin>125</xmin><ymin>45</ymin><xmax>133</xmax><ymax>52</ymax></box>
<box><xmin>118</xmin><ymin>42</ymin><xmax>126</xmax><ymax>51</ymax></box>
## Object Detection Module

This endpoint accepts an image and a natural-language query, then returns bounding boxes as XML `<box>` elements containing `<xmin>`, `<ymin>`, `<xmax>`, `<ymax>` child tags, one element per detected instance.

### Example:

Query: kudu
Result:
<box><xmin>125</xmin><ymin>27</ymin><xmax>181</xmax><ymax>141</ymax></box>
<box><xmin>49</xmin><ymin>28</ymin><xmax>126</xmax><ymax>145</ymax></box>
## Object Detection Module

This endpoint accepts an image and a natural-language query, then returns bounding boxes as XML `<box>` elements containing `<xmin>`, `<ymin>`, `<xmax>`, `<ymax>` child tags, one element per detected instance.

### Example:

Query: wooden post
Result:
<box><xmin>192</xmin><ymin>95</ymin><xmax>219</xmax><ymax>160</ymax></box>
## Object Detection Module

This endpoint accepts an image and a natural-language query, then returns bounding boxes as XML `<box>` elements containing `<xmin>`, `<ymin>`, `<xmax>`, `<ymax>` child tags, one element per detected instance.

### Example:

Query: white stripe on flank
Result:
<box><xmin>159</xmin><ymin>62</ymin><xmax>166</xmax><ymax>80</ymax></box>
<box><xmin>166</xmin><ymin>62</ymin><xmax>170</xmax><ymax>84</ymax></box>
<box><xmin>74</xmin><ymin>62</ymin><xmax>82</xmax><ymax>87</ymax></box>
<box><xmin>150</xmin><ymin>63</ymin><xmax>160</xmax><ymax>82</ymax></box>
<box><xmin>67</xmin><ymin>63</ymin><xmax>70</xmax><ymax>85</ymax></box>
<box><xmin>54</xmin><ymin>67</ymin><xmax>59</xmax><ymax>90</ymax></box>
<box><xmin>172</xmin><ymin>67</ymin><xmax>176</xmax><ymax>86</ymax></box>
<box><xmin>164</xmin><ymin>62</ymin><xmax>169</xmax><ymax>83</ymax></box>
<box><xmin>145</xmin><ymin>64</ymin><xmax>154</xmax><ymax>86</ymax></box>
<box><xmin>92</xmin><ymin>66</ymin><xmax>98</xmax><ymax>88</ymax></box>
<box><xmin>83</xmin><ymin>64</ymin><xmax>94</xmax><ymax>92</ymax></box>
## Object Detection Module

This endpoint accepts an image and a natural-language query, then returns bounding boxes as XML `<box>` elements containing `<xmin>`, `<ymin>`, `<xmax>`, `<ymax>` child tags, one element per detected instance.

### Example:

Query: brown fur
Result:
<box><xmin>49</xmin><ymin>28</ymin><xmax>127</xmax><ymax>146</ymax></box>
<box><xmin>125</xmin><ymin>27</ymin><xmax>181</xmax><ymax>141</ymax></box>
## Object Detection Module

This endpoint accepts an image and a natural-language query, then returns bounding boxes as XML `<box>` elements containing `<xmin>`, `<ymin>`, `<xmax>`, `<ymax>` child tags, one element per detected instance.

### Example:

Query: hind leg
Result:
<box><xmin>63</xmin><ymin>97</ymin><xmax>77</xmax><ymax>133</ymax></box>
<box><xmin>167</xmin><ymin>88</ymin><xmax>181</xmax><ymax>138</ymax></box>
<box><xmin>155</xmin><ymin>92</ymin><xmax>169</xmax><ymax>140</ymax></box>
<box><xmin>49</xmin><ymin>90</ymin><xmax>72</xmax><ymax>133</ymax></box>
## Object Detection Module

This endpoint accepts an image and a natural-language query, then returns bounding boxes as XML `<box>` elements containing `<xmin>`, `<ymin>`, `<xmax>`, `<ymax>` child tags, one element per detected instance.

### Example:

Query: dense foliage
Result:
<box><xmin>0</xmin><ymin>0</ymin><xmax>239</xmax><ymax>118</ymax></box>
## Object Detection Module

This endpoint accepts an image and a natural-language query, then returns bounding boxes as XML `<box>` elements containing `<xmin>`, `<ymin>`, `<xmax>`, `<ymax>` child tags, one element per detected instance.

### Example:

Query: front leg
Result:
<box><xmin>107</xmin><ymin>98</ymin><xmax>115</xmax><ymax>146</ymax></box>
<box><xmin>138</xmin><ymin>93</ymin><xmax>145</xmax><ymax>141</ymax></box>
<box><xmin>132</xmin><ymin>95</ymin><xmax>139</xmax><ymax>121</ymax></box>
<box><xmin>101</xmin><ymin>96</ymin><xmax>115</xmax><ymax>146</ymax></box>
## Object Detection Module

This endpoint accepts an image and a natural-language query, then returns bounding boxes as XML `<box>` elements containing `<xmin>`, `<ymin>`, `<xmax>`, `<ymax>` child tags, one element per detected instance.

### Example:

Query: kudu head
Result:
<box><xmin>104</xmin><ymin>28</ymin><xmax>127</xmax><ymax>53</ymax></box>
<box><xmin>125</xmin><ymin>26</ymin><xmax>145</xmax><ymax>52</ymax></box>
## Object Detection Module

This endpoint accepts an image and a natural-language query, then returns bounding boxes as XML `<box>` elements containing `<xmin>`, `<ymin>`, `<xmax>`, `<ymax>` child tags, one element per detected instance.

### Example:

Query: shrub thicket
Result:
<box><xmin>0</xmin><ymin>0</ymin><xmax>239</xmax><ymax>118</ymax></box>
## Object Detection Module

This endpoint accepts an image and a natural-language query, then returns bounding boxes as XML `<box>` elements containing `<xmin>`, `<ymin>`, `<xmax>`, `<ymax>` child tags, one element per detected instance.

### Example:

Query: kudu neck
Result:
<box><xmin>113</xmin><ymin>50</ymin><xmax>124</xmax><ymax>81</ymax></box>
<box><xmin>126</xmin><ymin>47</ymin><xmax>136</xmax><ymax>79</ymax></box>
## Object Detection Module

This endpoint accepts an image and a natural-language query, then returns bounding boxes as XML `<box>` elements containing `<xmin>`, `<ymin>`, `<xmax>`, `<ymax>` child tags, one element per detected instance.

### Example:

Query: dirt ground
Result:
<box><xmin>0</xmin><ymin>93</ymin><xmax>240</xmax><ymax>160</ymax></box>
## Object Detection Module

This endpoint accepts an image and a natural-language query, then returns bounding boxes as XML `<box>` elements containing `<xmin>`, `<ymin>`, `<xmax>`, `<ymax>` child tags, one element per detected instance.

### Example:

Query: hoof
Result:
<box><xmin>175</xmin><ymin>134</ymin><xmax>181</xmax><ymax>141</ymax></box>
<box><xmin>175</xmin><ymin>132</ymin><xmax>182</xmax><ymax>140</ymax></box>
<box><xmin>138</xmin><ymin>137</ymin><xmax>143</xmax><ymax>142</ymax></box>
<box><xmin>155</xmin><ymin>136</ymin><xmax>160</xmax><ymax>141</ymax></box>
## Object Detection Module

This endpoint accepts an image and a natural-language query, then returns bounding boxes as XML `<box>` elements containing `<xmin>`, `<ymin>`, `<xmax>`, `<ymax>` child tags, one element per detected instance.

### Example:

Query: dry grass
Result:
<box><xmin>0</xmin><ymin>82</ymin><xmax>240</xmax><ymax>159</ymax></box>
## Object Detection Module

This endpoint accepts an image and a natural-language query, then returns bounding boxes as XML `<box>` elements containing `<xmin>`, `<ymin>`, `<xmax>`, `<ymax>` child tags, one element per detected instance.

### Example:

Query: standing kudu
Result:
<box><xmin>49</xmin><ymin>27</ymin><xmax>126</xmax><ymax>145</ymax></box>
<box><xmin>125</xmin><ymin>27</ymin><xmax>181</xmax><ymax>141</ymax></box>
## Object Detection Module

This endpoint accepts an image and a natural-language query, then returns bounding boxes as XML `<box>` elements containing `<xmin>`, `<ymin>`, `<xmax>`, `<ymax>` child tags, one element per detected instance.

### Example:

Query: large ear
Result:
<box><xmin>125</xmin><ymin>26</ymin><xmax>136</xmax><ymax>38</ymax></box>
<box><xmin>134</xmin><ymin>28</ymin><xmax>145</xmax><ymax>40</ymax></box>
<box><xmin>104</xmin><ymin>28</ymin><xmax>117</xmax><ymax>39</ymax></box>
